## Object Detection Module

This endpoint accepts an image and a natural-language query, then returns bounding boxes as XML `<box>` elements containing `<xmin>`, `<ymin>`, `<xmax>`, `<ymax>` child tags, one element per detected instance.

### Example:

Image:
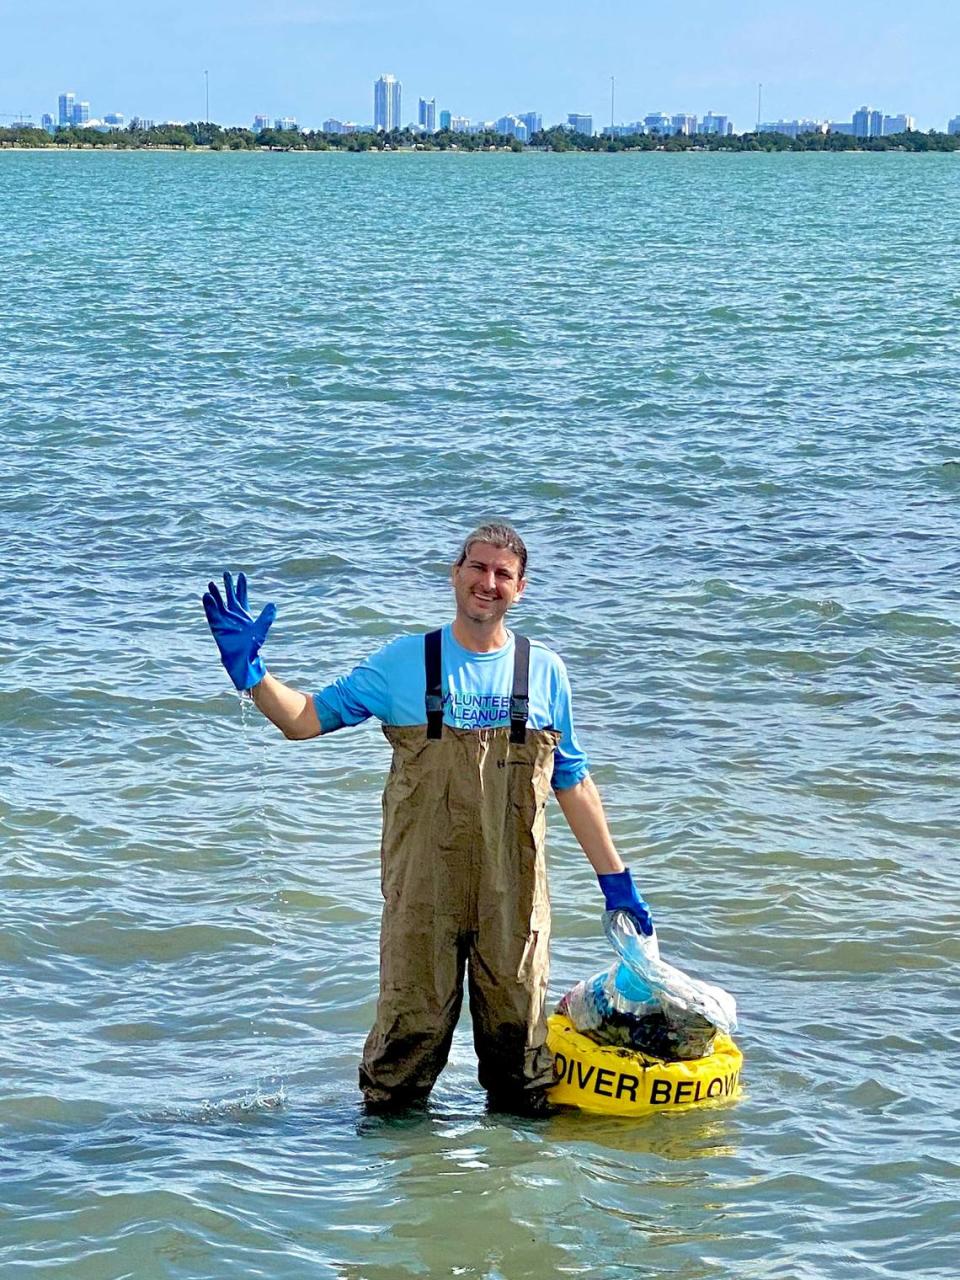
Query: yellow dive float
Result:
<box><xmin>546</xmin><ymin>1012</ymin><xmax>743</xmax><ymax>1116</ymax></box>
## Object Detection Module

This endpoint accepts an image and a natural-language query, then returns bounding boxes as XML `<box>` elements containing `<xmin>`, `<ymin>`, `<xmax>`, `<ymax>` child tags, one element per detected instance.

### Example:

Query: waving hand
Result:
<box><xmin>202</xmin><ymin>571</ymin><xmax>277</xmax><ymax>691</ymax></box>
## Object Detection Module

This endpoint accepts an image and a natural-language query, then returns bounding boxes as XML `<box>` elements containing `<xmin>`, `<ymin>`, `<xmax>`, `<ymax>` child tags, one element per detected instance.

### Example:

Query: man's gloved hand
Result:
<box><xmin>202</xmin><ymin>571</ymin><xmax>277</xmax><ymax>691</ymax></box>
<box><xmin>597</xmin><ymin>867</ymin><xmax>654</xmax><ymax>936</ymax></box>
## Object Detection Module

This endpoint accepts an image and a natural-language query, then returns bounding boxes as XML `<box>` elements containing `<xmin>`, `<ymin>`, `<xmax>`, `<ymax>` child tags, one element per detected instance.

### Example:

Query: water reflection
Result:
<box><xmin>338</xmin><ymin>1091</ymin><xmax>746</xmax><ymax>1278</ymax></box>
<box><xmin>546</xmin><ymin>1104</ymin><xmax>741</xmax><ymax>1162</ymax></box>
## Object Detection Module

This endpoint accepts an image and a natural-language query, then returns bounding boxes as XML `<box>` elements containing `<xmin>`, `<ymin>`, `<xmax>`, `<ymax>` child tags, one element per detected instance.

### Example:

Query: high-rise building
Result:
<box><xmin>644</xmin><ymin>112</ymin><xmax>672</xmax><ymax>134</ymax></box>
<box><xmin>567</xmin><ymin>113</ymin><xmax>593</xmax><ymax>135</ymax></box>
<box><xmin>852</xmin><ymin>106</ymin><xmax>883</xmax><ymax>138</ymax></box>
<box><xmin>671</xmin><ymin>113</ymin><xmax>697</xmax><ymax>135</ymax></box>
<box><xmin>700</xmin><ymin>112</ymin><xmax>728</xmax><ymax>135</ymax></box>
<box><xmin>519</xmin><ymin>111</ymin><xmax>541</xmax><ymax>137</ymax></box>
<box><xmin>882</xmin><ymin>114</ymin><xmax>914</xmax><ymax>135</ymax></box>
<box><xmin>495</xmin><ymin>115</ymin><xmax>528</xmax><ymax>141</ymax></box>
<box><xmin>450</xmin><ymin>115</ymin><xmax>470</xmax><ymax>132</ymax></box>
<box><xmin>949</xmin><ymin>115</ymin><xmax>960</xmax><ymax>136</ymax></box>
<box><xmin>41</xmin><ymin>113</ymin><xmax>55</xmax><ymax>133</ymax></box>
<box><xmin>439</xmin><ymin>109</ymin><xmax>451</xmax><ymax>130</ymax></box>
<box><xmin>58</xmin><ymin>93</ymin><xmax>76</xmax><ymax>127</ymax></box>
<box><xmin>374</xmin><ymin>74</ymin><xmax>401</xmax><ymax>131</ymax></box>
<box><xmin>275</xmin><ymin>116</ymin><xmax>298</xmax><ymax>132</ymax></box>
<box><xmin>253</xmin><ymin>114</ymin><xmax>270</xmax><ymax>131</ymax></box>
<box><xmin>418</xmin><ymin>98</ymin><xmax>436</xmax><ymax>131</ymax></box>
<box><xmin>323</xmin><ymin>118</ymin><xmax>345</xmax><ymax>134</ymax></box>
<box><xmin>103</xmin><ymin>113</ymin><xmax>124</xmax><ymax>128</ymax></box>
<box><xmin>760</xmin><ymin>119</ymin><xmax>828</xmax><ymax>138</ymax></box>
<box><xmin>72</xmin><ymin>101</ymin><xmax>90</xmax><ymax>126</ymax></box>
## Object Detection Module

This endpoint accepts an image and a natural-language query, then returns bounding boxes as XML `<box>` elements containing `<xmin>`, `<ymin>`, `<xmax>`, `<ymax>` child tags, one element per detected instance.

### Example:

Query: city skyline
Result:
<box><xmin>2</xmin><ymin>0</ymin><xmax>958</xmax><ymax>133</ymax></box>
<box><xmin>9</xmin><ymin>72</ymin><xmax>950</xmax><ymax>142</ymax></box>
<box><xmin>20</xmin><ymin>83</ymin><xmax>954</xmax><ymax>141</ymax></box>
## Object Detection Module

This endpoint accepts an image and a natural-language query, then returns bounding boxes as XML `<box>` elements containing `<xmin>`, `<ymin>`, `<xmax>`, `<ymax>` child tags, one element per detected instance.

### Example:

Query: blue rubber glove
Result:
<box><xmin>202</xmin><ymin>571</ymin><xmax>276</xmax><ymax>691</ymax></box>
<box><xmin>597</xmin><ymin>868</ymin><xmax>654</xmax><ymax>937</ymax></box>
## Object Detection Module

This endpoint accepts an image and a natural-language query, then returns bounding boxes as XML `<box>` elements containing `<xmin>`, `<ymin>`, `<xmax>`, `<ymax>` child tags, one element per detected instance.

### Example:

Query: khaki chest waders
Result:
<box><xmin>359</xmin><ymin>630</ymin><xmax>560</xmax><ymax>1109</ymax></box>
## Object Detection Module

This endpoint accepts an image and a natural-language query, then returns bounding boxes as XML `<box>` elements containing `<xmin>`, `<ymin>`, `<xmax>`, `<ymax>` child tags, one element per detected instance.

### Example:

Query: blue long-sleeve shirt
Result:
<box><xmin>313</xmin><ymin>624</ymin><xmax>589</xmax><ymax>791</ymax></box>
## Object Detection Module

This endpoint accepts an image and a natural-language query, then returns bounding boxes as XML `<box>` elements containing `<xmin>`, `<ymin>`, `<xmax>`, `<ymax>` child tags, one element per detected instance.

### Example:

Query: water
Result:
<box><xmin>1</xmin><ymin>149</ymin><xmax>959</xmax><ymax>1278</ymax></box>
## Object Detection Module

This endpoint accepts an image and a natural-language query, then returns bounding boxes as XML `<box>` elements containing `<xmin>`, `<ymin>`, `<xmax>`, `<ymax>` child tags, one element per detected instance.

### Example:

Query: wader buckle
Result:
<box><xmin>510</xmin><ymin>695</ymin><xmax>529</xmax><ymax>745</ymax></box>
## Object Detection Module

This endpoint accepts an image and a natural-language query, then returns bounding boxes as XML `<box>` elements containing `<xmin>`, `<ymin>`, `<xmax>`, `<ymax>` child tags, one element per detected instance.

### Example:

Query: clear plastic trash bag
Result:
<box><xmin>556</xmin><ymin>910</ymin><xmax>738</xmax><ymax>1061</ymax></box>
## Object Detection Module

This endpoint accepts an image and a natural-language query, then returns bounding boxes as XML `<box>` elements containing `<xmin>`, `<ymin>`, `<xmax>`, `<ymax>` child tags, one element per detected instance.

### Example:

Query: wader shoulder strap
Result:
<box><xmin>510</xmin><ymin>634</ymin><xmax>530</xmax><ymax>745</ymax></box>
<box><xmin>424</xmin><ymin>629</ymin><xmax>443</xmax><ymax>739</ymax></box>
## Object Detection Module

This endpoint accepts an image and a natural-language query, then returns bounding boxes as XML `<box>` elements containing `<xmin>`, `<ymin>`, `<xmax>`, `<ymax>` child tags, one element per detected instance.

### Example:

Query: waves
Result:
<box><xmin>1</xmin><ymin>150</ymin><xmax>958</xmax><ymax>1279</ymax></box>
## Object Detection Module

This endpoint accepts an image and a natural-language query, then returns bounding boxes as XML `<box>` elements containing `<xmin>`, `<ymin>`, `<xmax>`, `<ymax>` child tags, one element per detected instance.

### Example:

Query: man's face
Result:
<box><xmin>451</xmin><ymin>541</ymin><xmax>526</xmax><ymax>625</ymax></box>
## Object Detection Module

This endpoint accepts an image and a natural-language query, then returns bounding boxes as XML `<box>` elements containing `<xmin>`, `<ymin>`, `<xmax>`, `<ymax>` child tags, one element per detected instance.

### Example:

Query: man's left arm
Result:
<box><xmin>546</xmin><ymin>651</ymin><xmax>654</xmax><ymax>935</ymax></box>
<box><xmin>554</xmin><ymin>774</ymin><xmax>622</xmax><ymax>874</ymax></box>
<box><xmin>555</xmin><ymin>777</ymin><xmax>653</xmax><ymax>935</ymax></box>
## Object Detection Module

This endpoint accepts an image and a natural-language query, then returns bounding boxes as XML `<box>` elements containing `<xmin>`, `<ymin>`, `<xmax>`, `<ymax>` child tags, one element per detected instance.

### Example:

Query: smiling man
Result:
<box><xmin>203</xmin><ymin>521</ymin><xmax>653</xmax><ymax>1114</ymax></box>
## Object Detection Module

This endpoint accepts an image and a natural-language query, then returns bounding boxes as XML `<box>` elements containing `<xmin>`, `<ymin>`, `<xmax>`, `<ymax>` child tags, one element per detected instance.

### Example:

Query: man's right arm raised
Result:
<box><xmin>250</xmin><ymin>674</ymin><xmax>322</xmax><ymax>740</ymax></box>
<box><xmin>203</xmin><ymin>570</ymin><xmax>320</xmax><ymax>740</ymax></box>
<box><xmin>202</xmin><ymin>571</ymin><xmax>389</xmax><ymax>742</ymax></box>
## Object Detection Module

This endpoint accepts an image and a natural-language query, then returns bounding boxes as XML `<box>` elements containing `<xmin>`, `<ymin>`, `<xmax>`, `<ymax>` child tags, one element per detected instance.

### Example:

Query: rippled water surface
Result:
<box><xmin>2</xmin><ymin>150</ymin><xmax>959</xmax><ymax>1279</ymax></box>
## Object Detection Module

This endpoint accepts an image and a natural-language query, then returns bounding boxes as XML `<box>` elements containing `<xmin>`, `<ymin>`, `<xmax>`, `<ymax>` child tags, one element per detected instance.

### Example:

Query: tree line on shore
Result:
<box><xmin>2</xmin><ymin>120</ymin><xmax>958</xmax><ymax>153</ymax></box>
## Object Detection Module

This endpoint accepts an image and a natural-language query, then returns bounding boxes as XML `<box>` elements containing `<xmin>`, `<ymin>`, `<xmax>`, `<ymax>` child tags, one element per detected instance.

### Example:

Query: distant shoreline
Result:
<box><xmin>2</xmin><ymin>141</ymin><xmax>958</xmax><ymax>157</ymax></box>
<box><xmin>2</xmin><ymin>122</ymin><xmax>958</xmax><ymax>156</ymax></box>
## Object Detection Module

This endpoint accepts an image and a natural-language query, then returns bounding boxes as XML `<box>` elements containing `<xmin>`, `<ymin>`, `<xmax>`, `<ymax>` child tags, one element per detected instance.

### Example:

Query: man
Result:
<box><xmin>203</xmin><ymin>522</ymin><xmax>652</xmax><ymax>1114</ymax></box>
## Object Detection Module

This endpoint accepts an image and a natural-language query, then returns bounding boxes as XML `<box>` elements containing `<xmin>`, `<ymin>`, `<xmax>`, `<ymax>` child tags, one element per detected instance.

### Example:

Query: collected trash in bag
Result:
<box><xmin>557</xmin><ymin>910</ymin><xmax>738</xmax><ymax>1062</ymax></box>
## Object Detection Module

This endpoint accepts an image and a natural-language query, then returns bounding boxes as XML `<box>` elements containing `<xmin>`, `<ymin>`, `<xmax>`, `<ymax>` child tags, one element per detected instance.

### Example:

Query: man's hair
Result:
<box><xmin>455</xmin><ymin>522</ymin><xmax>528</xmax><ymax>578</ymax></box>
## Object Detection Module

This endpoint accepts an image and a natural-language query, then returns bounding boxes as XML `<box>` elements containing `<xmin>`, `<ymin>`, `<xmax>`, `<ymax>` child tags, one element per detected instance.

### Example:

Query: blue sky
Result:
<box><xmin>3</xmin><ymin>0</ymin><xmax>957</xmax><ymax>130</ymax></box>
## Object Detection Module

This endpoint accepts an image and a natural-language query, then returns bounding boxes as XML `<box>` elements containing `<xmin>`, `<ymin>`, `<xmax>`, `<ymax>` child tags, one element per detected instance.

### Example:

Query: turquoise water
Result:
<box><xmin>2</xmin><ymin>149</ymin><xmax>959</xmax><ymax>1279</ymax></box>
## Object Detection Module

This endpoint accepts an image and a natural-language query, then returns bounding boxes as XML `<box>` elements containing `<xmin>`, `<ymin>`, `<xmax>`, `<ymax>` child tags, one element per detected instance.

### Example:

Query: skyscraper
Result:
<box><xmin>644</xmin><ymin>112</ymin><xmax>672</xmax><ymax>134</ymax></box>
<box><xmin>759</xmin><ymin>119</ymin><xmax>828</xmax><ymax>138</ymax></box>
<box><xmin>852</xmin><ymin>106</ymin><xmax>883</xmax><ymax>138</ymax></box>
<box><xmin>439</xmin><ymin>109</ymin><xmax>451</xmax><ymax>130</ymax></box>
<box><xmin>58</xmin><ymin>92</ymin><xmax>76</xmax><ymax>127</ymax></box>
<box><xmin>949</xmin><ymin>115</ymin><xmax>960</xmax><ymax>136</ymax></box>
<box><xmin>495</xmin><ymin>115</ymin><xmax>527</xmax><ymax>141</ymax></box>
<box><xmin>253</xmin><ymin>114</ymin><xmax>270</xmax><ymax>132</ymax></box>
<box><xmin>418</xmin><ymin>98</ymin><xmax>436</xmax><ymax>131</ymax></box>
<box><xmin>671</xmin><ymin>113</ymin><xmax>697</xmax><ymax>136</ymax></box>
<box><xmin>567</xmin><ymin>113</ymin><xmax>592</xmax><ymax>135</ymax></box>
<box><xmin>374</xmin><ymin>75</ymin><xmax>401</xmax><ymax>131</ymax></box>
<box><xmin>700</xmin><ymin>112</ymin><xmax>728</xmax><ymax>135</ymax></box>
<box><xmin>882</xmin><ymin>114</ymin><xmax>914</xmax><ymax>135</ymax></box>
<box><xmin>519</xmin><ymin>112</ymin><xmax>541</xmax><ymax>137</ymax></box>
<box><xmin>73</xmin><ymin>101</ymin><xmax>90</xmax><ymax>126</ymax></box>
